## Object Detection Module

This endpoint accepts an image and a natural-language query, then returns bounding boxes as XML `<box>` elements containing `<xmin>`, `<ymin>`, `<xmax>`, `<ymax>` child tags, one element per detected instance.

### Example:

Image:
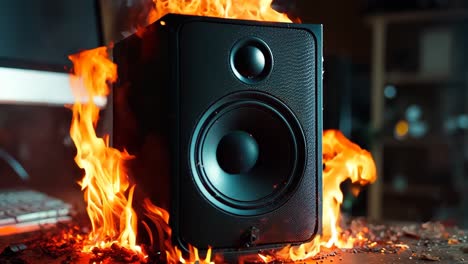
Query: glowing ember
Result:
<box><xmin>68</xmin><ymin>47</ymin><xmax>143</xmax><ymax>257</ymax></box>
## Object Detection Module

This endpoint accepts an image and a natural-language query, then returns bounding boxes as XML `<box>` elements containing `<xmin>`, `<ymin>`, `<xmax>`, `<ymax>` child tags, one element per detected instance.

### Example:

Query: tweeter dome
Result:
<box><xmin>113</xmin><ymin>14</ymin><xmax>322</xmax><ymax>257</ymax></box>
<box><xmin>230</xmin><ymin>38</ymin><xmax>273</xmax><ymax>83</ymax></box>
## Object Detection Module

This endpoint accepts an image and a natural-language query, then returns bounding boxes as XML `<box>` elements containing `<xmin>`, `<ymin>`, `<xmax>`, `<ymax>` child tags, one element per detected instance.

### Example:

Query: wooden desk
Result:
<box><xmin>0</xmin><ymin>221</ymin><xmax>467</xmax><ymax>263</ymax></box>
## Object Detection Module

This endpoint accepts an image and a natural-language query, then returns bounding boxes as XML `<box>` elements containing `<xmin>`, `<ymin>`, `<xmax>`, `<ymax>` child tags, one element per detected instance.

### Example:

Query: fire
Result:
<box><xmin>147</xmin><ymin>0</ymin><xmax>291</xmax><ymax>25</ymax></box>
<box><xmin>321</xmin><ymin>130</ymin><xmax>377</xmax><ymax>246</ymax></box>
<box><xmin>271</xmin><ymin>130</ymin><xmax>377</xmax><ymax>261</ymax></box>
<box><xmin>142</xmin><ymin>199</ymin><xmax>214</xmax><ymax>263</ymax></box>
<box><xmin>68</xmin><ymin>47</ymin><xmax>143</xmax><ymax>256</ymax></box>
<box><xmin>67</xmin><ymin>1</ymin><xmax>378</xmax><ymax>263</ymax></box>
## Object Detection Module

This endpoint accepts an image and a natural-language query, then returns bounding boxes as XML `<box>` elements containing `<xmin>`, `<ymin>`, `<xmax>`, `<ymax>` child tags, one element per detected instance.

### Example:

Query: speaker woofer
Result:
<box><xmin>190</xmin><ymin>91</ymin><xmax>306</xmax><ymax>216</ymax></box>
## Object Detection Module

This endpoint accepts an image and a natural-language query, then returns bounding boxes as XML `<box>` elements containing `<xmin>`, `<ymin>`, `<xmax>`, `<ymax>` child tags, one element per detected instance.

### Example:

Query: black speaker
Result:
<box><xmin>113</xmin><ymin>14</ymin><xmax>322</xmax><ymax>256</ymax></box>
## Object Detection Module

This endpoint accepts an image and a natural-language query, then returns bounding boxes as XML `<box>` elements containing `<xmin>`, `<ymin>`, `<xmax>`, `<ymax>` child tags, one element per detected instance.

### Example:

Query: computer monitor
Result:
<box><xmin>0</xmin><ymin>1</ymin><xmax>103</xmax><ymax>106</ymax></box>
<box><xmin>0</xmin><ymin>1</ymin><xmax>102</xmax><ymax>69</ymax></box>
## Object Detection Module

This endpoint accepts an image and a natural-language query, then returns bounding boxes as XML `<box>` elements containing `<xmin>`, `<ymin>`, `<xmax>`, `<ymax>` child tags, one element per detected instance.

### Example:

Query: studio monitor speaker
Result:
<box><xmin>113</xmin><ymin>14</ymin><xmax>322</xmax><ymax>255</ymax></box>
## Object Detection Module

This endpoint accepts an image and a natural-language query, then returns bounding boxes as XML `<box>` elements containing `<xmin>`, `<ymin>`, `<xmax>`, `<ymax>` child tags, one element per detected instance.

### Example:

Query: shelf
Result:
<box><xmin>383</xmin><ymin>184</ymin><xmax>447</xmax><ymax>198</ymax></box>
<box><xmin>383</xmin><ymin>136</ymin><xmax>449</xmax><ymax>147</ymax></box>
<box><xmin>366</xmin><ymin>9</ymin><xmax>468</xmax><ymax>24</ymax></box>
<box><xmin>385</xmin><ymin>72</ymin><xmax>465</xmax><ymax>85</ymax></box>
<box><xmin>367</xmin><ymin>7</ymin><xmax>468</xmax><ymax>221</ymax></box>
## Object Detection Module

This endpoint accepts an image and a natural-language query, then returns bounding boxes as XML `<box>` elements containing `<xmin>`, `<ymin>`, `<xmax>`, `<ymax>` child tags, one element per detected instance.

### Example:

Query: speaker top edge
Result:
<box><xmin>159</xmin><ymin>13</ymin><xmax>322</xmax><ymax>33</ymax></box>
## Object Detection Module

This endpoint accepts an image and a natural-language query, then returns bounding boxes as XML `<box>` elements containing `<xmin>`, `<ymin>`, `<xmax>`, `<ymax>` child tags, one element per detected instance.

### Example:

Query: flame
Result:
<box><xmin>272</xmin><ymin>130</ymin><xmax>377</xmax><ymax>261</ymax></box>
<box><xmin>143</xmin><ymin>4</ymin><xmax>291</xmax><ymax>262</ymax></box>
<box><xmin>321</xmin><ymin>130</ymin><xmax>377</xmax><ymax>245</ymax></box>
<box><xmin>68</xmin><ymin>47</ymin><xmax>143</xmax><ymax>256</ymax></box>
<box><xmin>67</xmin><ymin>1</ymin><xmax>378</xmax><ymax>263</ymax></box>
<box><xmin>141</xmin><ymin>130</ymin><xmax>376</xmax><ymax>263</ymax></box>
<box><xmin>147</xmin><ymin>0</ymin><xmax>291</xmax><ymax>25</ymax></box>
<box><xmin>142</xmin><ymin>199</ymin><xmax>214</xmax><ymax>263</ymax></box>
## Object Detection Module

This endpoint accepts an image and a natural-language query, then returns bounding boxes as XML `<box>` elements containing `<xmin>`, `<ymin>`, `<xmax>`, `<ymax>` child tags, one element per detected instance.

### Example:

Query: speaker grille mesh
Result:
<box><xmin>178</xmin><ymin>20</ymin><xmax>319</xmax><ymax>248</ymax></box>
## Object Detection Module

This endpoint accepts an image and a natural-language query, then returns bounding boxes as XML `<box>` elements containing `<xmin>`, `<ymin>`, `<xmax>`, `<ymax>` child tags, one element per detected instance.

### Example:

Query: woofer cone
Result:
<box><xmin>190</xmin><ymin>91</ymin><xmax>306</xmax><ymax>216</ymax></box>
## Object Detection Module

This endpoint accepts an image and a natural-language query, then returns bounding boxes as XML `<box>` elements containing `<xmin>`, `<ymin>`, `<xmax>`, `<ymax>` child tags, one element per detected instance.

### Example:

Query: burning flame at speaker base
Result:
<box><xmin>68</xmin><ymin>45</ymin><xmax>378</xmax><ymax>262</ymax></box>
<box><xmin>67</xmin><ymin>1</ymin><xmax>380</xmax><ymax>263</ymax></box>
<box><xmin>68</xmin><ymin>47</ymin><xmax>145</xmax><ymax>259</ymax></box>
<box><xmin>258</xmin><ymin>130</ymin><xmax>377</xmax><ymax>262</ymax></box>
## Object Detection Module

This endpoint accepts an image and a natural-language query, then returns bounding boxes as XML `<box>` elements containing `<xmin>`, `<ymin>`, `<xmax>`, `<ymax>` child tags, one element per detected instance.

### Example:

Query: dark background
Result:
<box><xmin>0</xmin><ymin>0</ymin><xmax>467</xmax><ymax>226</ymax></box>
<box><xmin>0</xmin><ymin>1</ymin><xmax>101</xmax><ymax>70</ymax></box>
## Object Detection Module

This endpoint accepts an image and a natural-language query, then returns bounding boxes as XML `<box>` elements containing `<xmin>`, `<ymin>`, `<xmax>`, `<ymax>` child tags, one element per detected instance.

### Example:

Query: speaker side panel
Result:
<box><xmin>176</xmin><ymin>19</ymin><xmax>320</xmax><ymax>250</ymax></box>
<box><xmin>113</xmin><ymin>23</ymin><xmax>177</xmax><ymax>222</ymax></box>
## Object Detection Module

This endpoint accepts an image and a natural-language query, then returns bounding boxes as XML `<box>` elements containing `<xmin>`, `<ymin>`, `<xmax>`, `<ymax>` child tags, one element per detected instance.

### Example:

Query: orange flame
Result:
<box><xmin>141</xmin><ymin>128</ymin><xmax>376</xmax><ymax>264</ymax></box>
<box><xmin>67</xmin><ymin>1</ymin><xmax>378</xmax><ymax>263</ymax></box>
<box><xmin>68</xmin><ymin>47</ymin><xmax>143</xmax><ymax>256</ymax></box>
<box><xmin>321</xmin><ymin>130</ymin><xmax>377</xmax><ymax>246</ymax></box>
<box><xmin>142</xmin><ymin>199</ymin><xmax>213</xmax><ymax>263</ymax></box>
<box><xmin>144</xmin><ymin>3</ymin><xmax>292</xmax><ymax>261</ymax></box>
<box><xmin>272</xmin><ymin>130</ymin><xmax>377</xmax><ymax>261</ymax></box>
<box><xmin>147</xmin><ymin>0</ymin><xmax>291</xmax><ymax>25</ymax></box>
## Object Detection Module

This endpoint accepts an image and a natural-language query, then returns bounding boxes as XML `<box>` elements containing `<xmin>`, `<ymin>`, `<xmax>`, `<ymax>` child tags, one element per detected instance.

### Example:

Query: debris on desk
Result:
<box><xmin>461</xmin><ymin>246</ymin><xmax>468</xmax><ymax>254</ymax></box>
<box><xmin>1</xmin><ymin>218</ymin><xmax>467</xmax><ymax>263</ymax></box>
<box><xmin>403</xmin><ymin>229</ymin><xmax>422</xmax><ymax>240</ymax></box>
<box><xmin>39</xmin><ymin>223</ymin><xmax>85</xmax><ymax>259</ymax></box>
<box><xmin>411</xmin><ymin>252</ymin><xmax>441</xmax><ymax>261</ymax></box>
<box><xmin>89</xmin><ymin>243</ymin><xmax>141</xmax><ymax>263</ymax></box>
<box><xmin>1</xmin><ymin>243</ymin><xmax>28</xmax><ymax>256</ymax></box>
<box><xmin>0</xmin><ymin>243</ymin><xmax>30</xmax><ymax>264</ymax></box>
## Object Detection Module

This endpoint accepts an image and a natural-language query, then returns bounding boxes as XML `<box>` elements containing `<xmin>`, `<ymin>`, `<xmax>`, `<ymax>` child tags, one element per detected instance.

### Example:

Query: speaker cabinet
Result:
<box><xmin>113</xmin><ymin>14</ymin><xmax>322</xmax><ymax>255</ymax></box>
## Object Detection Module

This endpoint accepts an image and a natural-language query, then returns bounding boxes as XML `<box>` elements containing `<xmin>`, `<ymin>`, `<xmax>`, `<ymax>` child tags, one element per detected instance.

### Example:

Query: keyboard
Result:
<box><xmin>0</xmin><ymin>190</ymin><xmax>72</xmax><ymax>236</ymax></box>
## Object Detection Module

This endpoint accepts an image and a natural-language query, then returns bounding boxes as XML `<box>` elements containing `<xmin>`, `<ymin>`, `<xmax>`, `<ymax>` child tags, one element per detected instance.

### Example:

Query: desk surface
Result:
<box><xmin>0</xmin><ymin>221</ymin><xmax>467</xmax><ymax>264</ymax></box>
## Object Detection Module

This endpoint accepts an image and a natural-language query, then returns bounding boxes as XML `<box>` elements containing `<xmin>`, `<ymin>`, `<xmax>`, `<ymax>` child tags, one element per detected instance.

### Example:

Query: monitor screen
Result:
<box><xmin>0</xmin><ymin>1</ymin><xmax>103</xmax><ymax>106</ymax></box>
<box><xmin>0</xmin><ymin>1</ymin><xmax>102</xmax><ymax>71</ymax></box>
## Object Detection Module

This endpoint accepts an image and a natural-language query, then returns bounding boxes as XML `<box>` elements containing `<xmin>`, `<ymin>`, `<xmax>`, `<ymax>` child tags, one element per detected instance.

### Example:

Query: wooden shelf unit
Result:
<box><xmin>366</xmin><ymin>9</ymin><xmax>468</xmax><ymax>221</ymax></box>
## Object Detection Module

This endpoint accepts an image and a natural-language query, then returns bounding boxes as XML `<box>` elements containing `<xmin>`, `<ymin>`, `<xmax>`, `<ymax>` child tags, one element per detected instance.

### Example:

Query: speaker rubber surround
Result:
<box><xmin>190</xmin><ymin>91</ymin><xmax>306</xmax><ymax>216</ymax></box>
